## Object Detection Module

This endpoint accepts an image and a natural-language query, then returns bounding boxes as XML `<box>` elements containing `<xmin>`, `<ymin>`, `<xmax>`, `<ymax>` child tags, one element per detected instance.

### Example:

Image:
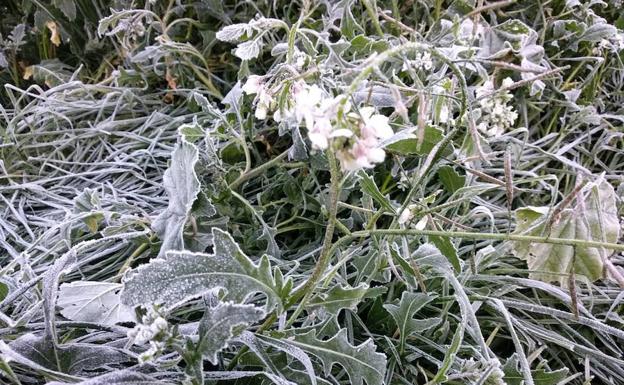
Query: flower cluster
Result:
<box><xmin>242</xmin><ymin>76</ymin><xmax>394</xmax><ymax>171</ymax></box>
<box><xmin>401</xmin><ymin>51</ymin><xmax>433</xmax><ymax>71</ymax></box>
<box><xmin>127</xmin><ymin>307</ymin><xmax>171</xmax><ymax>363</ymax></box>
<box><xmin>474</xmin><ymin>77</ymin><xmax>518</xmax><ymax>137</ymax></box>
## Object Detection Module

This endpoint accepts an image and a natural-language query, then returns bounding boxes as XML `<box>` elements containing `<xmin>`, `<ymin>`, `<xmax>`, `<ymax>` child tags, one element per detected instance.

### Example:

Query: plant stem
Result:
<box><xmin>226</xmin><ymin>150</ymin><xmax>341</xmax><ymax>369</ymax></box>
<box><xmin>325</xmin><ymin>228</ymin><xmax>624</xmax><ymax>262</ymax></box>
<box><xmin>229</xmin><ymin>150</ymin><xmax>289</xmax><ymax>190</ymax></box>
<box><xmin>287</xmin><ymin>150</ymin><xmax>341</xmax><ymax>307</ymax></box>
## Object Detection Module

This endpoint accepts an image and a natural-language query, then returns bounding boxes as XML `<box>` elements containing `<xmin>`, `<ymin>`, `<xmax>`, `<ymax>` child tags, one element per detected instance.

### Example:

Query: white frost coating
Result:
<box><xmin>383</xmin><ymin>291</ymin><xmax>441</xmax><ymax>350</ymax></box>
<box><xmin>286</xmin><ymin>329</ymin><xmax>387</xmax><ymax>385</ymax></box>
<box><xmin>58</xmin><ymin>281</ymin><xmax>134</xmax><ymax>325</ymax></box>
<box><xmin>151</xmin><ymin>138</ymin><xmax>200</xmax><ymax>257</ymax></box>
<box><xmin>121</xmin><ymin>228</ymin><xmax>282</xmax><ymax>312</ymax></box>
<box><xmin>198</xmin><ymin>302</ymin><xmax>265</xmax><ymax>364</ymax></box>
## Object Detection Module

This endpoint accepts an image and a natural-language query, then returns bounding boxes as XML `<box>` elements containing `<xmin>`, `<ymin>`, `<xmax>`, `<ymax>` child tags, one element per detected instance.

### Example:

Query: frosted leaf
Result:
<box><xmin>121</xmin><ymin>228</ymin><xmax>282</xmax><ymax>311</ymax></box>
<box><xmin>58</xmin><ymin>281</ymin><xmax>134</xmax><ymax>325</ymax></box>
<box><xmin>6</xmin><ymin>333</ymin><xmax>128</xmax><ymax>375</ymax></box>
<box><xmin>235</xmin><ymin>39</ymin><xmax>263</xmax><ymax>60</ymax></box>
<box><xmin>512</xmin><ymin>180</ymin><xmax>620</xmax><ymax>284</ymax></box>
<box><xmin>198</xmin><ymin>302</ymin><xmax>265</xmax><ymax>364</ymax></box>
<box><xmin>309</xmin><ymin>283</ymin><xmax>370</xmax><ymax>315</ymax></box>
<box><xmin>152</xmin><ymin>139</ymin><xmax>201</xmax><ymax>257</ymax></box>
<box><xmin>383</xmin><ymin>291</ymin><xmax>441</xmax><ymax>351</ymax></box>
<box><xmin>252</xmin><ymin>333</ymin><xmax>318</xmax><ymax>385</ymax></box>
<box><xmin>216</xmin><ymin>23</ymin><xmax>251</xmax><ymax>42</ymax></box>
<box><xmin>47</xmin><ymin>370</ymin><xmax>172</xmax><ymax>385</ymax></box>
<box><xmin>286</xmin><ymin>329</ymin><xmax>386</xmax><ymax>385</ymax></box>
<box><xmin>204</xmin><ymin>370</ymin><xmax>295</xmax><ymax>385</ymax></box>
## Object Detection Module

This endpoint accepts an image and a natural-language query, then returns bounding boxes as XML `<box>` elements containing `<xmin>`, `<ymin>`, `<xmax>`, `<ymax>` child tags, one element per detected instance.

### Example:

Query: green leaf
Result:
<box><xmin>429</xmin><ymin>235</ymin><xmax>461</xmax><ymax>273</ymax></box>
<box><xmin>385</xmin><ymin>126</ymin><xmax>452</xmax><ymax>157</ymax></box>
<box><xmin>503</xmin><ymin>354</ymin><xmax>569</xmax><ymax>385</ymax></box>
<box><xmin>58</xmin><ymin>281</ymin><xmax>134</xmax><ymax>325</ymax></box>
<box><xmin>152</xmin><ymin>138</ymin><xmax>201</xmax><ymax>257</ymax></box>
<box><xmin>53</xmin><ymin>0</ymin><xmax>76</xmax><ymax>20</ymax></box>
<box><xmin>121</xmin><ymin>228</ymin><xmax>282</xmax><ymax>311</ymax></box>
<box><xmin>512</xmin><ymin>180</ymin><xmax>620</xmax><ymax>283</ymax></box>
<box><xmin>437</xmin><ymin>165</ymin><xmax>465</xmax><ymax>193</ymax></box>
<box><xmin>383</xmin><ymin>292</ymin><xmax>441</xmax><ymax>351</ymax></box>
<box><xmin>0</xmin><ymin>281</ymin><xmax>8</xmax><ymax>302</ymax></box>
<box><xmin>197</xmin><ymin>302</ymin><xmax>265</xmax><ymax>364</ymax></box>
<box><xmin>286</xmin><ymin>329</ymin><xmax>387</xmax><ymax>385</ymax></box>
<box><xmin>309</xmin><ymin>283</ymin><xmax>369</xmax><ymax>315</ymax></box>
<box><xmin>357</xmin><ymin>171</ymin><xmax>395</xmax><ymax>213</ymax></box>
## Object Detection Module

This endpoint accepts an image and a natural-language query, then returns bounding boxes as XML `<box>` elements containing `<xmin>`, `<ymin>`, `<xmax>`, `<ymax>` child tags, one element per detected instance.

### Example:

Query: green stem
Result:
<box><xmin>325</xmin><ymin>228</ymin><xmax>624</xmax><ymax>262</ymax></box>
<box><xmin>287</xmin><ymin>150</ymin><xmax>341</xmax><ymax>308</ymax></box>
<box><xmin>229</xmin><ymin>150</ymin><xmax>289</xmax><ymax>190</ymax></box>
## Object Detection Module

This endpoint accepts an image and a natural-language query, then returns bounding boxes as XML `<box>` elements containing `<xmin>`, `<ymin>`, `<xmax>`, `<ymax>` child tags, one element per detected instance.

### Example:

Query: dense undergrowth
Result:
<box><xmin>1</xmin><ymin>1</ymin><xmax>624</xmax><ymax>384</ymax></box>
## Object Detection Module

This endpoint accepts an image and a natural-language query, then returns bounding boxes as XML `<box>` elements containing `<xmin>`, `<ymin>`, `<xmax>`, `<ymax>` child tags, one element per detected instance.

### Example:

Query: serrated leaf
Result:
<box><xmin>309</xmin><ymin>283</ymin><xmax>369</xmax><ymax>315</ymax></box>
<box><xmin>198</xmin><ymin>302</ymin><xmax>265</xmax><ymax>364</ymax></box>
<box><xmin>437</xmin><ymin>165</ymin><xmax>465</xmax><ymax>193</ymax></box>
<box><xmin>512</xmin><ymin>180</ymin><xmax>620</xmax><ymax>283</ymax></box>
<box><xmin>503</xmin><ymin>354</ymin><xmax>569</xmax><ymax>385</ymax></box>
<box><xmin>286</xmin><ymin>329</ymin><xmax>386</xmax><ymax>385</ymax></box>
<box><xmin>358</xmin><ymin>171</ymin><xmax>395</xmax><ymax>213</ymax></box>
<box><xmin>152</xmin><ymin>139</ymin><xmax>201</xmax><ymax>257</ymax></box>
<box><xmin>121</xmin><ymin>228</ymin><xmax>282</xmax><ymax>311</ymax></box>
<box><xmin>57</xmin><ymin>281</ymin><xmax>134</xmax><ymax>325</ymax></box>
<box><xmin>383</xmin><ymin>291</ymin><xmax>441</xmax><ymax>351</ymax></box>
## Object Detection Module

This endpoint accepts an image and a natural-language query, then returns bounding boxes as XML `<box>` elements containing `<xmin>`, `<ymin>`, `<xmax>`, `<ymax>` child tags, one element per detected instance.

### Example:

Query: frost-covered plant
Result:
<box><xmin>1</xmin><ymin>1</ymin><xmax>624</xmax><ymax>385</ymax></box>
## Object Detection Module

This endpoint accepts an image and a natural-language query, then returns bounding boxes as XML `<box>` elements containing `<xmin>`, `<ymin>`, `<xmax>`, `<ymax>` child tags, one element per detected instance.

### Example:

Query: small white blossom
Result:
<box><xmin>242</xmin><ymin>75</ymin><xmax>263</xmax><ymax>94</ymax></box>
<box><xmin>474</xmin><ymin>78</ymin><xmax>518</xmax><ymax>137</ymax></box>
<box><xmin>402</xmin><ymin>51</ymin><xmax>433</xmax><ymax>71</ymax></box>
<box><xmin>254</xmin><ymin>88</ymin><xmax>274</xmax><ymax>120</ymax></box>
<box><xmin>398</xmin><ymin>207</ymin><xmax>414</xmax><ymax>225</ymax></box>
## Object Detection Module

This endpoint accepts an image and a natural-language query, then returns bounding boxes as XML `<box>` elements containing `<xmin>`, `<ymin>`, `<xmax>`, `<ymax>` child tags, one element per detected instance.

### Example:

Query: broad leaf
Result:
<box><xmin>152</xmin><ymin>139</ymin><xmax>201</xmax><ymax>257</ymax></box>
<box><xmin>357</xmin><ymin>171</ymin><xmax>395</xmax><ymax>213</ymax></box>
<box><xmin>57</xmin><ymin>281</ymin><xmax>134</xmax><ymax>325</ymax></box>
<box><xmin>121</xmin><ymin>228</ymin><xmax>282</xmax><ymax>311</ymax></box>
<box><xmin>286</xmin><ymin>329</ymin><xmax>386</xmax><ymax>385</ymax></box>
<box><xmin>7</xmin><ymin>333</ymin><xmax>128</xmax><ymax>375</ymax></box>
<box><xmin>512</xmin><ymin>180</ymin><xmax>620</xmax><ymax>283</ymax></box>
<box><xmin>309</xmin><ymin>283</ymin><xmax>369</xmax><ymax>315</ymax></box>
<box><xmin>437</xmin><ymin>165</ymin><xmax>465</xmax><ymax>193</ymax></box>
<box><xmin>383</xmin><ymin>291</ymin><xmax>441</xmax><ymax>351</ymax></box>
<box><xmin>385</xmin><ymin>126</ymin><xmax>452</xmax><ymax>157</ymax></box>
<box><xmin>197</xmin><ymin>302</ymin><xmax>265</xmax><ymax>364</ymax></box>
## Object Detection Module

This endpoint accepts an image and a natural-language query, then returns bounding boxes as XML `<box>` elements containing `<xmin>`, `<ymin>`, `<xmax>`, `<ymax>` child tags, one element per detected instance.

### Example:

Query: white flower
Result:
<box><xmin>475</xmin><ymin>78</ymin><xmax>518</xmax><ymax>137</ymax></box>
<box><xmin>308</xmin><ymin>116</ymin><xmax>333</xmax><ymax>150</ymax></box>
<box><xmin>359</xmin><ymin>107</ymin><xmax>393</xmax><ymax>140</ymax></box>
<box><xmin>254</xmin><ymin>88</ymin><xmax>274</xmax><ymax>120</ymax></box>
<box><xmin>295</xmin><ymin>84</ymin><xmax>324</xmax><ymax>130</ymax></box>
<box><xmin>398</xmin><ymin>207</ymin><xmax>414</xmax><ymax>225</ymax></box>
<box><xmin>402</xmin><ymin>51</ymin><xmax>433</xmax><ymax>71</ymax></box>
<box><xmin>242</xmin><ymin>75</ymin><xmax>263</xmax><ymax>94</ymax></box>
